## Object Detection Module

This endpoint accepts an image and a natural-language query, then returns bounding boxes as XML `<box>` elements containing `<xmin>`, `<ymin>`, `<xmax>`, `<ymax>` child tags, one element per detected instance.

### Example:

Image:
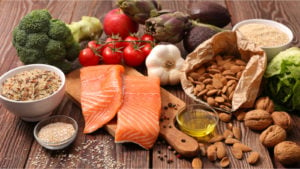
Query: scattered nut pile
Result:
<box><xmin>187</xmin><ymin>55</ymin><xmax>246</xmax><ymax>111</ymax></box>
<box><xmin>244</xmin><ymin>96</ymin><xmax>300</xmax><ymax>166</ymax></box>
<box><xmin>191</xmin><ymin>96</ymin><xmax>300</xmax><ymax>168</ymax></box>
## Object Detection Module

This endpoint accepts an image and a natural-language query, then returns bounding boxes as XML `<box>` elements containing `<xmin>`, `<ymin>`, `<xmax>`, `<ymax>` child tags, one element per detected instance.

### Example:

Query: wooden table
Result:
<box><xmin>0</xmin><ymin>0</ymin><xmax>299</xmax><ymax>168</ymax></box>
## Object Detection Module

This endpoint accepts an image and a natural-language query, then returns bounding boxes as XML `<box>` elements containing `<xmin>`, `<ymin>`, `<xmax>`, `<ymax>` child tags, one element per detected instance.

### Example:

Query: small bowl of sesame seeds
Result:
<box><xmin>233</xmin><ymin>19</ymin><xmax>293</xmax><ymax>62</ymax></box>
<box><xmin>34</xmin><ymin>115</ymin><xmax>78</xmax><ymax>150</ymax></box>
<box><xmin>0</xmin><ymin>64</ymin><xmax>66</xmax><ymax>122</ymax></box>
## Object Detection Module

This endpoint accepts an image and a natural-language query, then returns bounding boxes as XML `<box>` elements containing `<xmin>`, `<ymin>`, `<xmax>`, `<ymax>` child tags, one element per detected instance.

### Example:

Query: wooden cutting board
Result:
<box><xmin>65</xmin><ymin>67</ymin><xmax>199</xmax><ymax>157</ymax></box>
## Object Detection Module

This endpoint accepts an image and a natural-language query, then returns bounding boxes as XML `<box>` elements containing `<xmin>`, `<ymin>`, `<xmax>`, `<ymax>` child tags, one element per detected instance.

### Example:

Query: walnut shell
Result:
<box><xmin>255</xmin><ymin>96</ymin><xmax>274</xmax><ymax>113</ymax></box>
<box><xmin>244</xmin><ymin>109</ymin><xmax>273</xmax><ymax>131</ymax></box>
<box><xmin>271</xmin><ymin>111</ymin><xmax>292</xmax><ymax>130</ymax></box>
<box><xmin>259</xmin><ymin>125</ymin><xmax>286</xmax><ymax>147</ymax></box>
<box><xmin>274</xmin><ymin>141</ymin><xmax>300</xmax><ymax>165</ymax></box>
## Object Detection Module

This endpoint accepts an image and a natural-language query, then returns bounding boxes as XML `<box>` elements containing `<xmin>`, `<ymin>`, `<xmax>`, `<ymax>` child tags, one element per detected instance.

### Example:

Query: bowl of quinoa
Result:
<box><xmin>232</xmin><ymin>19</ymin><xmax>293</xmax><ymax>62</ymax></box>
<box><xmin>0</xmin><ymin>64</ymin><xmax>65</xmax><ymax>122</ymax></box>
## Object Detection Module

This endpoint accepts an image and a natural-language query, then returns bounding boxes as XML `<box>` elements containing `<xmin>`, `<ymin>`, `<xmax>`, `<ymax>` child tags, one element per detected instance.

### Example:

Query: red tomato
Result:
<box><xmin>103</xmin><ymin>8</ymin><xmax>139</xmax><ymax>39</ymax></box>
<box><xmin>79</xmin><ymin>48</ymin><xmax>100</xmax><ymax>66</ymax></box>
<box><xmin>124</xmin><ymin>35</ymin><xmax>139</xmax><ymax>47</ymax></box>
<box><xmin>102</xmin><ymin>47</ymin><xmax>123</xmax><ymax>64</ymax></box>
<box><xmin>141</xmin><ymin>43</ymin><xmax>153</xmax><ymax>57</ymax></box>
<box><xmin>141</xmin><ymin>34</ymin><xmax>155</xmax><ymax>44</ymax></box>
<box><xmin>105</xmin><ymin>36</ymin><xmax>125</xmax><ymax>50</ymax></box>
<box><xmin>87</xmin><ymin>40</ymin><xmax>103</xmax><ymax>54</ymax></box>
<box><xmin>123</xmin><ymin>45</ymin><xmax>147</xmax><ymax>67</ymax></box>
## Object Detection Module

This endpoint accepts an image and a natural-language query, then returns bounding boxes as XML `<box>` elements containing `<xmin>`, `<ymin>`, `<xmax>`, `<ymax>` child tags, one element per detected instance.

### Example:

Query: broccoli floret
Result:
<box><xmin>26</xmin><ymin>33</ymin><xmax>49</xmax><ymax>49</ymax></box>
<box><xmin>12</xmin><ymin>27</ymin><xmax>27</xmax><ymax>46</ymax></box>
<box><xmin>48</xmin><ymin>19</ymin><xmax>72</xmax><ymax>41</ymax></box>
<box><xmin>17</xmin><ymin>46</ymin><xmax>42</xmax><ymax>63</ymax></box>
<box><xmin>45</xmin><ymin>39</ymin><xmax>66</xmax><ymax>61</ymax></box>
<box><xmin>19</xmin><ymin>9</ymin><xmax>51</xmax><ymax>33</ymax></box>
<box><xmin>12</xmin><ymin>9</ymin><xmax>103</xmax><ymax>73</ymax></box>
<box><xmin>66</xmin><ymin>42</ymin><xmax>81</xmax><ymax>61</ymax></box>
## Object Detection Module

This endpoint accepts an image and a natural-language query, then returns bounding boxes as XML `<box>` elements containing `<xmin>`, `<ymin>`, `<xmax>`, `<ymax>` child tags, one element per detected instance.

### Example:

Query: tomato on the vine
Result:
<box><xmin>124</xmin><ymin>35</ymin><xmax>139</xmax><ymax>47</ymax></box>
<box><xmin>79</xmin><ymin>48</ymin><xmax>100</xmax><ymax>66</ymax></box>
<box><xmin>105</xmin><ymin>36</ymin><xmax>125</xmax><ymax>50</ymax></box>
<box><xmin>87</xmin><ymin>40</ymin><xmax>103</xmax><ymax>54</ymax></box>
<box><xmin>141</xmin><ymin>43</ymin><xmax>153</xmax><ymax>57</ymax></box>
<box><xmin>123</xmin><ymin>45</ymin><xmax>147</xmax><ymax>67</ymax></box>
<box><xmin>141</xmin><ymin>34</ymin><xmax>155</xmax><ymax>45</ymax></box>
<box><xmin>102</xmin><ymin>47</ymin><xmax>123</xmax><ymax>64</ymax></box>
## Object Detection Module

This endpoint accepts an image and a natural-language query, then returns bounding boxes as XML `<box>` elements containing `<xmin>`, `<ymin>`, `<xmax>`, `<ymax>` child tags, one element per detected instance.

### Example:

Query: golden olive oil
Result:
<box><xmin>177</xmin><ymin>109</ymin><xmax>217</xmax><ymax>139</ymax></box>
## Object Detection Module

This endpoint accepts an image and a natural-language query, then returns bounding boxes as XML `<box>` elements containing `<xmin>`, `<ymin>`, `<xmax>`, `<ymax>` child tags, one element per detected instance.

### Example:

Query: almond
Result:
<box><xmin>197</xmin><ymin>88</ymin><xmax>208</xmax><ymax>97</ymax></box>
<box><xmin>192</xmin><ymin>157</ymin><xmax>202</xmax><ymax>169</ymax></box>
<box><xmin>247</xmin><ymin>152</ymin><xmax>260</xmax><ymax>165</ymax></box>
<box><xmin>225</xmin><ymin>137</ymin><xmax>240</xmax><ymax>144</ymax></box>
<box><xmin>223</xmin><ymin>129</ymin><xmax>234</xmax><ymax>138</ymax></box>
<box><xmin>219</xmin><ymin>113</ymin><xmax>232</xmax><ymax>123</ymax></box>
<box><xmin>232</xmin><ymin>147</ymin><xmax>243</xmax><ymax>159</ymax></box>
<box><xmin>232</xmin><ymin>127</ymin><xmax>241</xmax><ymax>140</ymax></box>
<box><xmin>233</xmin><ymin>143</ymin><xmax>252</xmax><ymax>152</ymax></box>
<box><xmin>215</xmin><ymin>96</ymin><xmax>225</xmax><ymax>103</ymax></box>
<box><xmin>207</xmin><ymin>89</ymin><xmax>218</xmax><ymax>96</ymax></box>
<box><xmin>199</xmin><ymin>143</ymin><xmax>207</xmax><ymax>156</ymax></box>
<box><xmin>215</xmin><ymin>142</ymin><xmax>227</xmax><ymax>159</ymax></box>
<box><xmin>203</xmin><ymin>78</ymin><xmax>212</xmax><ymax>84</ymax></box>
<box><xmin>207</xmin><ymin>145</ymin><xmax>217</xmax><ymax>161</ymax></box>
<box><xmin>208</xmin><ymin>134</ymin><xmax>224</xmax><ymax>143</ymax></box>
<box><xmin>235</xmin><ymin>59</ymin><xmax>246</xmax><ymax>66</ymax></box>
<box><xmin>212</xmin><ymin>77</ymin><xmax>223</xmax><ymax>89</ymax></box>
<box><xmin>222</xmin><ymin>70</ymin><xmax>235</xmax><ymax>76</ymax></box>
<box><xmin>220</xmin><ymin>157</ymin><xmax>230</xmax><ymax>168</ymax></box>
<box><xmin>207</xmin><ymin>97</ymin><xmax>215</xmax><ymax>106</ymax></box>
<box><xmin>226</xmin><ymin>122</ymin><xmax>233</xmax><ymax>130</ymax></box>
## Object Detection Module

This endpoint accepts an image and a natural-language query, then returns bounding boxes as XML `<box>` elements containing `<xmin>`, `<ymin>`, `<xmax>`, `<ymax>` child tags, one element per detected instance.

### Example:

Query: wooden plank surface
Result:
<box><xmin>0</xmin><ymin>0</ymin><xmax>299</xmax><ymax>168</ymax></box>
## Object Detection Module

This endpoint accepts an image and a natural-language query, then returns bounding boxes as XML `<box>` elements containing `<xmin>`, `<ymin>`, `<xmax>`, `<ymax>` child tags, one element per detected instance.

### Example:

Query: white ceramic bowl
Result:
<box><xmin>232</xmin><ymin>19</ymin><xmax>293</xmax><ymax>61</ymax></box>
<box><xmin>0</xmin><ymin>64</ymin><xmax>65</xmax><ymax>122</ymax></box>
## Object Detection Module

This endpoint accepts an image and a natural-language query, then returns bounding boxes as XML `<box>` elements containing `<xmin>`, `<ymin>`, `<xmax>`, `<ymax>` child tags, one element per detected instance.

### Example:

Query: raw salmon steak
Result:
<box><xmin>115</xmin><ymin>75</ymin><xmax>161</xmax><ymax>149</ymax></box>
<box><xmin>80</xmin><ymin>65</ymin><xmax>124</xmax><ymax>133</ymax></box>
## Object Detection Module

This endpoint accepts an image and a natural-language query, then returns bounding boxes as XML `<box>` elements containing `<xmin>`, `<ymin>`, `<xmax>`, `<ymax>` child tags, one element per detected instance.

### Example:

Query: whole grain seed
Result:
<box><xmin>237</xmin><ymin>23</ymin><xmax>289</xmax><ymax>47</ymax></box>
<box><xmin>1</xmin><ymin>69</ymin><xmax>61</xmax><ymax>101</ymax></box>
<box><xmin>38</xmin><ymin>122</ymin><xmax>75</xmax><ymax>144</ymax></box>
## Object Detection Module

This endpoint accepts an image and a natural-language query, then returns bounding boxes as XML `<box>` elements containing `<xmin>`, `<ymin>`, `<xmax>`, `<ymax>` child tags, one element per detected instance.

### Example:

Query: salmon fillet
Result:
<box><xmin>80</xmin><ymin>65</ymin><xmax>124</xmax><ymax>133</ymax></box>
<box><xmin>115</xmin><ymin>76</ymin><xmax>161</xmax><ymax>149</ymax></box>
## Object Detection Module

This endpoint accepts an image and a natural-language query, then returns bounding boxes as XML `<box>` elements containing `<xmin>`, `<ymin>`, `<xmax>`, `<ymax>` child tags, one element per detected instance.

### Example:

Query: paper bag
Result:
<box><xmin>181</xmin><ymin>31</ymin><xmax>267</xmax><ymax>112</ymax></box>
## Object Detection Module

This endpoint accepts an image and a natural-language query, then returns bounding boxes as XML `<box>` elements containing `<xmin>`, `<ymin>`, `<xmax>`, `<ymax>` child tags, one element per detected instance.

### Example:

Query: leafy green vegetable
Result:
<box><xmin>12</xmin><ymin>9</ymin><xmax>102</xmax><ymax>73</ymax></box>
<box><xmin>265</xmin><ymin>47</ymin><xmax>300</xmax><ymax>111</ymax></box>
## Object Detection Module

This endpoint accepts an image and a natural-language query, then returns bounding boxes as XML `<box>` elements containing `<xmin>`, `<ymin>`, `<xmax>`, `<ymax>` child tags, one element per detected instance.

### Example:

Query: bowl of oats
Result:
<box><xmin>232</xmin><ymin>19</ymin><xmax>293</xmax><ymax>62</ymax></box>
<box><xmin>0</xmin><ymin>64</ymin><xmax>65</xmax><ymax>122</ymax></box>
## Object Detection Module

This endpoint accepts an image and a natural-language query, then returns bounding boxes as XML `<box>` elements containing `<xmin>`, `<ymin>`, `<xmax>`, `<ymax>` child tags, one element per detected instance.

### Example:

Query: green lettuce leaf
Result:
<box><xmin>265</xmin><ymin>47</ymin><xmax>300</xmax><ymax>112</ymax></box>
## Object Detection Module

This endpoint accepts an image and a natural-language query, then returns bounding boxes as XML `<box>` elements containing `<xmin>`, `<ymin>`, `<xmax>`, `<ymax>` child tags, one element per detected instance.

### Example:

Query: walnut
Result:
<box><xmin>244</xmin><ymin>109</ymin><xmax>273</xmax><ymax>131</ymax></box>
<box><xmin>271</xmin><ymin>111</ymin><xmax>292</xmax><ymax>130</ymax></box>
<box><xmin>255</xmin><ymin>96</ymin><xmax>274</xmax><ymax>113</ymax></box>
<box><xmin>259</xmin><ymin>125</ymin><xmax>286</xmax><ymax>147</ymax></box>
<box><xmin>274</xmin><ymin>141</ymin><xmax>300</xmax><ymax>165</ymax></box>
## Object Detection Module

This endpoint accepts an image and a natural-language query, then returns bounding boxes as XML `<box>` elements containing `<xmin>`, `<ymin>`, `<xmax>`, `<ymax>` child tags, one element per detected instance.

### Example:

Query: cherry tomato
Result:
<box><xmin>141</xmin><ymin>43</ymin><xmax>153</xmax><ymax>57</ymax></box>
<box><xmin>103</xmin><ymin>8</ymin><xmax>139</xmax><ymax>39</ymax></box>
<box><xmin>141</xmin><ymin>34</ymin><xmax>155</xmax><ymax>45</ymax></box>
<box><xmin>105</xmin><ymin>36</ymin><xmax>125</xmax><ymax>50</ymax></box>
<box><xmin>124</xmin><ymin>35</ymin><xmax>139</xmax><ymax>47</ymax></box>
<box><xmin>123</xmin><ymin>45</ymin><xmax>147</xmax><ymax>67</ymax></box>
<box><xmin>87</xmin><ymin>40</ymin><xmax>103</xmax><ymax>54</ymax></box>
<box><xmin>79</xmin><ymin>48</ymin><xmax>100</xmax><ymax>66</ymax></box>
<box><xmin>102</xmin><ymin>47</ymin><xmax>123</xmax><ymax>64</ymax></box>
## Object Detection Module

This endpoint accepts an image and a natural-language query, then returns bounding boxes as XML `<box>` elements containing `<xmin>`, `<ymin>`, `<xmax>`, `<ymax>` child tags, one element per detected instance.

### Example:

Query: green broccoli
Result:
<box><xmin>12</xmin><ymin>9</ymin><xmax>103</xmax><ymax>73</ymax></box>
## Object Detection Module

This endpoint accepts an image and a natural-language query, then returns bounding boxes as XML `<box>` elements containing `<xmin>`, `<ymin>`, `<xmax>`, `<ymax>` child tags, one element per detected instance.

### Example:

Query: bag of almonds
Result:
<box><xmin>181</xmin><ymin>31</ymin><xmax>267</xmax><ymax>112</ymax></box>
